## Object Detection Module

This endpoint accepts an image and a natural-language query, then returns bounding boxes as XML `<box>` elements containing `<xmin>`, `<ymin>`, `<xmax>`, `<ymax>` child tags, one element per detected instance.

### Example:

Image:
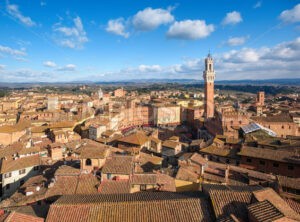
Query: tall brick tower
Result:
<box><xmin>256</xmin><ymin>91</ymin><xmax>265</xmax><ymax>106</ymax></box>
<box><xmin>203</xmin><ymin>53</ymin><xmax>215</xmax><ymax>118</ymax></box>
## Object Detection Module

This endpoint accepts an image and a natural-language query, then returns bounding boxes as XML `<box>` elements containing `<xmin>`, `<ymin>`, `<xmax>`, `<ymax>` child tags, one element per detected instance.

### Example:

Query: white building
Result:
<box><xmin>47</xmin><ymin>96</ymin><xmax>58</xmax><ymax>110</ymax></box>
<box><xmin>1</xmin><ymin>155</ymin><xmax>40</xmax><ymax>198</ymax></box>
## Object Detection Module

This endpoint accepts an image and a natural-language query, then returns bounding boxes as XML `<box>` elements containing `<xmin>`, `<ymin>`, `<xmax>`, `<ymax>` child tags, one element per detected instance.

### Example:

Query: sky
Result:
<box><xmin>1</xmin><ymin>0</ymin><xmax>300</xmax><ymax>82</ymax></box>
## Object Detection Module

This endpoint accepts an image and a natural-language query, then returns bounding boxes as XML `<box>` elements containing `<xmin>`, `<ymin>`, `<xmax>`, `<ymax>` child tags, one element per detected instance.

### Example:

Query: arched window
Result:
<box><xmin>209</xmin><ymin>64</ymin><xmax>212</xmax><ymax>71</ymax></box>
<box><xmin>86</xmin><ymin>158</ymin><xmax>92</xmax><ymax>166</ymax></box>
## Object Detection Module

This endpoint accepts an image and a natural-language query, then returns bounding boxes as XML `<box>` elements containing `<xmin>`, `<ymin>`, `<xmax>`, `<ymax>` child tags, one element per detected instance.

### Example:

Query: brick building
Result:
<box><xmin>239</xmin><ymin>146</ymin><xmax>300</xmax><ymax>177</ymax></box>
<box><xmin>253</xmin><ymin>115</ymin><xmax>300</xmax><ymax>138</ymax></box>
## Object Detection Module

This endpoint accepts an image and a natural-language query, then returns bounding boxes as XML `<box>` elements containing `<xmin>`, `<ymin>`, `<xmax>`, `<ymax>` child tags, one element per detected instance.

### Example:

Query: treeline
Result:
<box><xmin>184</xmin><ymin>84</ymin><xmax>299</xmax><ymax>96</ymax></box>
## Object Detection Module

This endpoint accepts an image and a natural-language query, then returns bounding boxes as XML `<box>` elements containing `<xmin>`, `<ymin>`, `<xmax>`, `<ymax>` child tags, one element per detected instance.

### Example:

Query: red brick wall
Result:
<box><xmin>240</xmin><ymin>156</ymin><xmax>300</xmax><ymax>177</ymax></box>
<box><xmin>204</xmin><ymin>82</ymin><xmax>214</xmax><ymax>118</ymax></box>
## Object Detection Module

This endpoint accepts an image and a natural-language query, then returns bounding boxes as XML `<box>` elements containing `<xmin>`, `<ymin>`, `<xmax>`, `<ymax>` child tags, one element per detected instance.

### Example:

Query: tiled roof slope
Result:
<box><xmin>46</xmin><ymin>192</ymin><xmax>213</xmax><ymax>222</ymax></box>
<box><xmin>202</xmin><ymin>184</ymin><xmax>263</xmax><ymax>221</ymax></box>
<box><xmin>2</xmin><ymin>211</ymin><xmax>44</xmax><ymax>222</ymax></box>
<box><xmin>101</xmin><ymin>156</ymin><xmax>133</xmax><ymax>174</ymax></box>
<box><xmin>253</xmin><ymin>188</ymin><xmax>300</xmax><ymax>221</ymax></box>
<box><xmin>97</xmin><ymin>180</ymin><xmax>131</xmax><ymax>194</ymax></box>
<box><xmin>238</xmin><ymin>146</ymin><xmax>300</xmax><ymax>164</ymax></box>
<box><xmin>247</xmin><ymin>200</ymin><xmax>284</xmax><ymax>222</ymax></box>
<box><xmin>0</xmin><ymin>155</ymin><xmax>40</xmax><ymax>174</ymax></box>
<box><xmin>117</xmin><ymin>131</ymin><xmax>149</xmax><ymax>146</ymax></box>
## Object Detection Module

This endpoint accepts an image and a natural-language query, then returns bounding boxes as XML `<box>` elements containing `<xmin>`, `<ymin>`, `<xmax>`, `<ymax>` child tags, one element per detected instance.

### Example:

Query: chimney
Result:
<box><xmin>225</xmin><ymin>166</ymin><xmax>230</xmax><ymax>184</ymax></box>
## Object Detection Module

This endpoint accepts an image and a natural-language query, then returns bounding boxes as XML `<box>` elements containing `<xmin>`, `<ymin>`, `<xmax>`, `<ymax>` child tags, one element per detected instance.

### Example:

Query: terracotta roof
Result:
<box><xmin>176</xmin><ymin>167</ymin><xmax>199</xmax><ymax>183</ymax></box>
<box><xmin>238</xmin><ymin>146</ymin><xmax>300</xmax><ymax>164</ymax></box>
<box><xmin>1</xmin><ymin>211</ymin><xmax>44</xmax><ymax>222</ymax></box>
<box><xmin>54</xmin><ymin>165</ymin><xmax>80</xmax><ymax>176</ymax></box>
<box><xmin>97</xmin><ymin>180</ymin><xmax>131</xmax><ymax>194</ymax></box>
<box><xmin>190</xmin><ymin>153</ymin><xmax>207</xmax><ymax>165</ymax></box>
<box><xmin>0</xmin><ymin>121</ymin><xmax>29</xmax><ymax>133</ymax></box>
<box><xmin>0</xmin><ymin>155</ymin><xmax>40</xmax><ymax>174</ymax></box>
<box><xmin>0</xmin><ymin>205</ymin><xmax>49</xmax><ymax>219</ymax></box>
<box><xmin>200</xmin><ymin>145</ymin><xmax>238</xmax><ymax>158</ymax></box>
<box><xmin>101</xmin><ymin>156</ymin><xmax>133</xmax><ymax>174</ymax></box>
<box><xmin>46</xmin><ymin>192</ymin><xmax>213</xmax><ymax>222</ymax></box>
<box><xmin>46</xmin><ymin>174</ymin><xmax>99</xmax><ymax>198</ymax></box>
<box><xmin>130</xmin><ymin>173</ymin><xmax>157</xmax><ymax>184</ymax></box>
<box><xmin>156</xmin><ymin>173</ymin><xmax>176</xmax><ymax>192</ymax></box>
<box><xmin>285</xmin><ymin>198</ymin><xmax>300</xmax><ymax>215</ymax></box>
<box><xmin>253</xmin><ymin>188</ymin><xmax>300</xmax><ymax>221</ymax></box>
<box><xmin>277</xmin><ymin>175</ymin><xmax>300</xmax><ymax>190</ymax></box>
<box><xmin>217</xmin><ymin>215</ymin><xmax>240</xmax><ymax>222</ymax></box>
<box><xmin>0</xmin><ymin>142</ymin><xmax>24</xmax><ymax>159</ymax></box>
<box><xmin>118</xmin><ymin>131</ymin><xmax>149</xmax><ymax>146</ymax></box>
<box><xmin>101</xmin><ymin>130</ymin><xmax>114</xmax><ymax>137</ymax></box>
<box><xmin>75</xmin><ymin>174</ymin><xmax>99</xmax><ymax>194</ymax></box>
<box><xmin>75</xmin><ymin>143</ymin><xmax>110</xmax><ymax>159</ymax></box>
<box><xmin>247</xmin><ymin>200</ymin><xmax>284</xmax><ymax>222</ymax></box>
<box><xmin>162</xmin><ymin>140</ymin><xmax>179</xmax><ymax>149</ymax></box>
<box><xmin>49</xmin><ymin>121</ymin><xmax>76</xmax><ymax>129</ymax></box>
<box><xmin>202</xmin><ymin>184</ymin><xmax>262</xmax><ymax>221</ymax></box>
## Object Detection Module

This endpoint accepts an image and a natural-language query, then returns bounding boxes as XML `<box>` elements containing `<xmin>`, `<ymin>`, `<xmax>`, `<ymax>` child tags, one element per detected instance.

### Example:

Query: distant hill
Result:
<box><xmin>0</xmin><ymin>78</ymin><xmax>300</xmax><ymax>88</ymax></box>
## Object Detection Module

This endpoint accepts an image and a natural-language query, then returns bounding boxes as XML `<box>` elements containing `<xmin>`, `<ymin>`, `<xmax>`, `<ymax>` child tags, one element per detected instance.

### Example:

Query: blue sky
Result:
<box><xmin>0</xmin><ymin>0</ymin><xmax>300</xmax><ymax>82</ymax></box>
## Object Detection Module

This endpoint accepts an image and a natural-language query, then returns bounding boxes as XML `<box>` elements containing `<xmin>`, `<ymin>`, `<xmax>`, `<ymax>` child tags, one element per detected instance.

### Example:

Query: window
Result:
<box><xmin>6</xmin><ymin>184</ymin><xmax>10</xmax><ymax>190</ymax></box>
<box><xmin>236</xmin><ymin>161</ymin><xmax>240</xmax><ymax>166</ymax></box>
<box><xmin>19</xmin><ymin>169</ymin><xmax>26</xmax><ymax>175</ymax></box>
<box><xmin>288</xmin><ymin>165</ymin><xmax>294</xmax><ymax>171</ymax></box>
<box><xmin>34</xmin><ymin>166</ymin><xmax>39</xmax><ymax>171</ymax></box>
<box><xmin>140</xmin><ymin>184</ymin><xmax>146</xmax><ymax>191</ymax></box>
<box><xmin>86</xmin><ymin>158</ymin><xmax>92</xmax><ymax>166</ymax></box>
<box><xmin>107</xmin><ymin>173</ymin><xmax>111</xmax><ymax>180</ymax></box>
<box><xmin>226</xmin><ymin>159</ymin><xmax>230</xmax><ymax>164</ymax></box>
<box><xmin>259</xmin><ymin>160</ymin><xmax>265</xmax><ymax>165</ymax></box>
<box><xmin>20</xmin><ymin>180</ymin><xmax>25</xmax><ymax>186</ymax></box>
<box><xmin>282</xmin><ymin>125</ymin><xmax>284</xmax><ymax>129</ymax></box>
<box><xmin>246</xmin><ymin>158</ymin><xmax>252</xmax><ymax>163</ymax></box>
<box><xmin>273</xmin><ymin>163</ymin><xmax>279</xmax><ymax>167</ymax></box>
<box><xmin>4</xmin><ymin>172</ymin><xmax>12</xmax><ymax>178</ymax></box>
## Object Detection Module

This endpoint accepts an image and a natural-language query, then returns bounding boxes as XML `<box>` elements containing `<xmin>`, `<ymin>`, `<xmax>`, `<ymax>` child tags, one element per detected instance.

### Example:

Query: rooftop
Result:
<box><xmin>46</xmin><ymin>192</ymin><xmax>213</xmax><ymax>222</ymax></box>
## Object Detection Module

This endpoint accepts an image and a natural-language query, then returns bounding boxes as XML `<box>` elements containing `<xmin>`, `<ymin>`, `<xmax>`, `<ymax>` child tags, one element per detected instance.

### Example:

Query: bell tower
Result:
<box><xmin>203</xmin><ymin>53</ymin><xmax>215</xmax><ymax>118</ymax></box>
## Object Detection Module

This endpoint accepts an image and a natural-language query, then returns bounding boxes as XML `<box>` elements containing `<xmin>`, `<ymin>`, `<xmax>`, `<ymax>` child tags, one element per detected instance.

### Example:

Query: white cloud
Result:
<box><xmin>106</xmin><ymin>18</ymin><xmax>129</xmax><ymax>38</ymax></box>
<box><xmin>94</xmin><ymin>37</ymin><xmax>300</xmax><ymax>81</ymax></box>
<box><xmin>56</xmin><ymin>64</ymin><xmax>77</xmax><ymax>71</ymax></box>
<box><xmin>227</xmin><ymin>36</ymin><xmax>246</xmax><ymax>46</ymax></box>
<box><xmin>279</xmin><ymin>4</ymin><xmax>300</xmax><ymax>23</ymax></box>
<box><xmin>0</xmin><ymin>45</ymin><xmax>27</xmax><ymax>59</ymax></box>
<box><xmin>253</xmin><ymin>1</ymin><xmax>262</xmax><ymax>9</ymax></box>
<box><xmin>132</xmin><ymin>7</ymin><xmax>174</xmax><ymax>31</ymax></box>
<box><xmin>166</xmin><ymin>20</ymin><xmax>214</xmax><ymax>40</ymax></box>
<box><xmin>53</xmin><ymin>16</ymin><xmax>88</xmax><ymax>49</ymax></box>
<box><xmin>138</xmin><ymin>65</ymin><xmax>161</xmax><ymax>72</ymax></box>
<box><xmin>222</xmin><ymin>48</ymin><xmax>260</xmax><ymax>63</ymax></box>
<box><xmin>6</xmin><ymin>1</ymin><xmax>35</xmax><ymax>26</ymax></box>
<box><xmin>222</xmin><ymin>11</ymin><xmax>242</xmax><ymax>25</ymax></box>
<box><xmin>43</xmin><ymin>61</ymin><xmax>56</xmax><ymax>68</ymax></box>
<box><xmin>0</xmin><ymin>68</ymin><xmax>59</xmax><ymax>82</ymax></box>
<box><xmin>0</xmin><ymin>65</ymin><xmax>6</xmax><ymax>70</ymax></box>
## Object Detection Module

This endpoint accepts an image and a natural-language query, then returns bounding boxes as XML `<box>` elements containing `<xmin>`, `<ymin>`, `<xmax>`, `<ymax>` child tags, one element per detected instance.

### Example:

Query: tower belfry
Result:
<box><xmin>203</xmin><ymin>53</ymin><xmax>216</xmax><ymax>118</ymax></box>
